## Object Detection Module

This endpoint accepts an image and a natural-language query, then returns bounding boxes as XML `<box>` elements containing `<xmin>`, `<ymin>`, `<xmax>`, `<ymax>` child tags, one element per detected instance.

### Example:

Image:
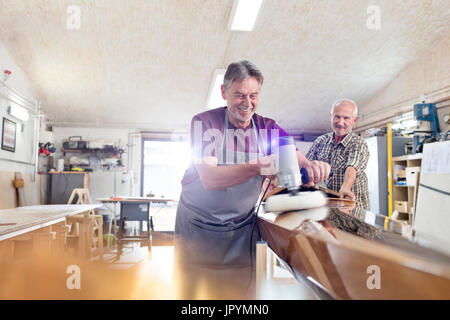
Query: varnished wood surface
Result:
<box><xmin>0</xmin><ymin>204</ymin><xmax>101</xmax><ymax>241</ymax></box>
<box><xmin>258</xmin><ymin>205</ymin><xmax>450</xmax><ymax>299</ymax></box>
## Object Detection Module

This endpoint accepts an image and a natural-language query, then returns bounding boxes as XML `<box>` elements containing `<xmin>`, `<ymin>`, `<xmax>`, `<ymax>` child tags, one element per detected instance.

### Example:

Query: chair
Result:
<box><xmin>116</xmin><ymin>201</ymin><xmax>153</xmax><ymax>259</ymax></box>
<box><xmin>66</xmin><ymin>188</ymin><xmax>103</xmax><ymax>262</ymax></box>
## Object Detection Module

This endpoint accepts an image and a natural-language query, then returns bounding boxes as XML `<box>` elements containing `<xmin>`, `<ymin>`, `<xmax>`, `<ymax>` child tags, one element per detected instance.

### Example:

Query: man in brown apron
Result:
<box><xmin>173</xmin><ymin>60</ymin><xmax>330</xmax><ymax>299</ymax></box>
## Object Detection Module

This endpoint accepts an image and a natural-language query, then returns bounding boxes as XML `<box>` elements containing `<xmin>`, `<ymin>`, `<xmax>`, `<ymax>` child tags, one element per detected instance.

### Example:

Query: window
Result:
<box><xmin>141</xmin><ymin>139</ymin><xmax>190</xmax><ymax>200</ymax></box>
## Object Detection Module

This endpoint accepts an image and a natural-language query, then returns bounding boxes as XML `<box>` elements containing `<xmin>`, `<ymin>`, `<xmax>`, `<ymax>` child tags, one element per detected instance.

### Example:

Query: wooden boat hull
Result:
<box><xmin>258</xmin><ymin>208</ymin><xmax>450</xmax><ymax>299</ymax></box>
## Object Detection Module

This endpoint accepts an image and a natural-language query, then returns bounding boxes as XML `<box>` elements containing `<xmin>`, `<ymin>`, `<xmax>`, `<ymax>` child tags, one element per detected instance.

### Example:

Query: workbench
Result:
<box><xmin>96</xmin><ymin>197</ymin><xmax>175</xmax><ymax>234</ymax></box>
<box><xmin>96</xmin><ymin>197</ymin><xmax>175</xmax><ymax>256</ymax></box>
<box><xmin>0</xmin><ymin>204</ymin><xmax>102</xmax><ymax>263</ymax></box>
<box><xmin>0</xmin><ymin>204</ymin><xmax>101</xmax><ymax>241</ymax></box>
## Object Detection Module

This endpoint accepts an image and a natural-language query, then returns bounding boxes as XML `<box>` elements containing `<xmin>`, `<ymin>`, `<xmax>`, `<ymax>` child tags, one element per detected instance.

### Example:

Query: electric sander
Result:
<box><xmin>263</xmin><ymin>136</ymin><xmax>327</xmax><ymax>213</ymax></box>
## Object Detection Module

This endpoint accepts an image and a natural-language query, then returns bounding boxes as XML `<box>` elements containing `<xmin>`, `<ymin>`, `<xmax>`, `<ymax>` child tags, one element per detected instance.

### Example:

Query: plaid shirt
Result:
<box><xmin>306</xmin><ymin>131</ymin><xmax>370</xmax><ymax>210</ymax></box>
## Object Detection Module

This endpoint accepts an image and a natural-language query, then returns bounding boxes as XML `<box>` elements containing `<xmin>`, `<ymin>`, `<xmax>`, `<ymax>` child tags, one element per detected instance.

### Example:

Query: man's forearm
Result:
<box><xmin>196</xmin><ymin>161</ymin><xmax>260</xmax><ymax>191</ymax></box>
<box><xmin>342</xmin><ymin>166</ymin><xmax>357</xmax><ymax>190</ymax></box>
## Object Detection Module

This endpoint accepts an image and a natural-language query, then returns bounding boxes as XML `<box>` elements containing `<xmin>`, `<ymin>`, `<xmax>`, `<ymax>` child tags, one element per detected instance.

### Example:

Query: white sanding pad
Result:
<box><xmin>264</xmin><ymin>191</ymin><xmax>327</xmax><ymax>213</ymax></box>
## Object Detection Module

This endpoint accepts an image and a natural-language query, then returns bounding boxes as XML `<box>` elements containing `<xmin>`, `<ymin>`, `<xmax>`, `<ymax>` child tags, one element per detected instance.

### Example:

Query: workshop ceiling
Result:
<box><xmin>0</xmin><ymin>0</ymin><xmax>449</xmax><ymax>133</ymax></box>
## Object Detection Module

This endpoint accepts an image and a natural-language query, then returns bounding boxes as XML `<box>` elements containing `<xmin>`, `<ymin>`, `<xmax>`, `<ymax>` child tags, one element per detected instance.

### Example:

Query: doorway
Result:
<box><xmin>141</xmin><ymin>138</ymin><xmax>190</xmax><ymax>231</ymax></box>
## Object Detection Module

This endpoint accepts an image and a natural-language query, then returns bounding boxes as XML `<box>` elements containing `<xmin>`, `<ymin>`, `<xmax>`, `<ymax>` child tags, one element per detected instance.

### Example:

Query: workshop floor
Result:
<box><xmin>2</xmin><ymin>235</ymin><xmax>317</xmax><ymax>299</ymax></box>
<box><xmin>102</xmin><ymin>203</ymin><xmax>318</xmax><ymax>299</ymax></box>
<box><xmin>103</xmin><ymin>240</ymin><xmax>318</xmax><ymax>300</ymax></box>
<box><xmin>2</xmin><ymin>202</ymin><xmax>317</xmax><ymax>299</ymax></box>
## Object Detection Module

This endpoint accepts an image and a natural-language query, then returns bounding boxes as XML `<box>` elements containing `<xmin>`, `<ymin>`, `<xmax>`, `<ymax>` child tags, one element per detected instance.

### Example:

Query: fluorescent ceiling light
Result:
<box><xmin>229</xmin><ymin>0</ymin><xmax>264</xmax><ymax>31</ymax></box>
<box><xmin>9</xmin><ymin>104</ymin><xmax>29</xmax><ymax>121</ymax></box>
<box><xmin>206</xmin><ymin>69</ymin><xmax>226</xmax><ymax>109</ymax></box>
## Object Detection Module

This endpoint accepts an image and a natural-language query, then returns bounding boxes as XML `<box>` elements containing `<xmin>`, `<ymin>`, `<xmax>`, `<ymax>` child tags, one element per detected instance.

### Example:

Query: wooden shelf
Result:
<box><xmin>392</xmin><ymin>154</ymin><xmax>422</xmax><ymax>161</ymax></box>
<box><xmin>49</xmin><ymin>171</ymin><xmax>88</xmax><ymax>174</ymax></box>
<box><xmin>61</xmin><ymin>148</ymin><xmax>83</xmax><ymax>153</ymax></box>
<box><xmin>391</xmin><ymin>155</ymin><xmax>422</xmax><ymax>225</ymax></box>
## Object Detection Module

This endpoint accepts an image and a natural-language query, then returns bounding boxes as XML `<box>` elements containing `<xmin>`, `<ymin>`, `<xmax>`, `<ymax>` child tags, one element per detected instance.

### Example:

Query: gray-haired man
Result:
<box><xmin>306</xmin><ymin>99</ymin><xmax>370</xmax><ymax>210</ymax></box>
<box><xmin>173</xmin><ymin>60</ymin><xmax>330</xmax><ymax>298</ymax></box>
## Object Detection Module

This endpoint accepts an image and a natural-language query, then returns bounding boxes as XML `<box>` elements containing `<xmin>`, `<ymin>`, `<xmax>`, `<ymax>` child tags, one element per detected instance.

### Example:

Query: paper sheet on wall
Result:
<box><xmin>421</xmin><ymin>141</ymin><xmax>450</xmax><ymax>174</ymax></box>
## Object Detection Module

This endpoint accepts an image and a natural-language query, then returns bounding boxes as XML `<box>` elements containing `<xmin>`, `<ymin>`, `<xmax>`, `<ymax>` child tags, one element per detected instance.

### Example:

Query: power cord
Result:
<box><xmin>247</xmin><ymin>178</ymin><xmax>272</xmax><ymax>291</ymax></box>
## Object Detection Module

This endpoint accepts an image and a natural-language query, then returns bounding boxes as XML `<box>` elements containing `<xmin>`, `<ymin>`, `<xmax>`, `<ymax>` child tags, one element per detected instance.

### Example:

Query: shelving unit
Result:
<box><xmin>61</xmin><ymin>146</ymin><xmax>125</xmax><ymax>170</ymax></box>
<box><xmin>391</xmin><ymin>153</ymin><xmax>422</xmax><ymax>224</ymax></box>
<box><xmin>61</xmin><ymin>147</ymin><xmax>124</xmax><ymax>158</ymax></box>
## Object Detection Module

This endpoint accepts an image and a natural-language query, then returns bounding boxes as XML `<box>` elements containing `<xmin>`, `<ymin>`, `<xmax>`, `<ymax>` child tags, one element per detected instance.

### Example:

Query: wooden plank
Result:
<box><xmin>392</xmin><ymin>154</ymin><xmax>423</xmax><ymax>161</ymax></box>
<box><xmin>14</xmin><ymin>172</ymin><xmax>26</xmax><ymax>207</ymax></box>
<box><xmin>256</xmin><ymin>241</ymin><xmax>268</xmax><ymax>293</ymax></box>
<box><xmin>0</xmin><ymin>171</ymin><xmax>45</xmax><ymax>209</ymax></box>
<box><xmin>0</xmin><ymin>171</ymin><xmax>16</xmax><ymax>209</ymax></box>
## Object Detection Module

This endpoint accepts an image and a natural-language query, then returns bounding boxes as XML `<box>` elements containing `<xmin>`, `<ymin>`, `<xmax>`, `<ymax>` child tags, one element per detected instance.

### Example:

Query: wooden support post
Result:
<box><xmin>256</xmin><ymin>241</ymin><xmax>268</xmax><ymax>294</ymax></box>
<box><xmin>268</xmin><ymin>248</ymin><xmax>274</xmax><ymax>279</ymax></box>
<box><xmin>96</xmin><ymin>215</ymin><xmax>103</xmax><ymax>263</ymax></box>
<box><xmin>78</xmin><ymin>217</ymin><xmax>93</xmax><ymax>260</ymax></box>
<box><xmin>51</xmin><ymin>222</ymin><xmax>70</xmax><ymax>254</ymax></box>
<box><xmin>90</xmin><ymin>215</ymin><xmax>104</xmax><ymax>263</ymax></box>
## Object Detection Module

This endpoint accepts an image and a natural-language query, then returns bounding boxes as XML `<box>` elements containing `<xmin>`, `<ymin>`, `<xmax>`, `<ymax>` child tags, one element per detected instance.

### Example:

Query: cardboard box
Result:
<box><xmin>394</xmin><ymin>201</ymin><xmax>410</xmax><ymax>213</ymax></box>
<box><xmin>406</xmin><ymin>167</ymin><xmax>421</xmax><ymax>186</ymax></box>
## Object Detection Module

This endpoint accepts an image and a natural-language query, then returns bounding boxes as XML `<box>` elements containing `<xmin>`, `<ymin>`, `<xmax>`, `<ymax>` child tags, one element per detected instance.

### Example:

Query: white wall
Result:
<box><xmin>0</xmin><ymin>40</ymin><xmax>38</xmax><ymax>174</ymax></box>
<box><xmin>296</xmin><ymin>141</ymin><xmax>313</xmax><ymax>157</ymax></box>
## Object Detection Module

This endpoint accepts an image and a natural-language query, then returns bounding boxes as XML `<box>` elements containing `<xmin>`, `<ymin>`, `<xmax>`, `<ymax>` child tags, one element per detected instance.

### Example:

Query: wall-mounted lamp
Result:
<box><xmin>8</xmin><ymin>104</ymin><xmax>30</xmax><ymax>122</ymax></box>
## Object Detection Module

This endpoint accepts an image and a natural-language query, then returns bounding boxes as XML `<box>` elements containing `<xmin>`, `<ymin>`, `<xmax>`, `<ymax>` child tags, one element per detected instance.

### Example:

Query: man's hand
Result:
<box><xmin>256</xmin><ymin>154</ymin><xmax>278</xmax><ymax>180</ymax></box>
<box><xmin>339</xmin><ymin>186</ymin><xmax>355</xmax><ymax>200</ymax></box>
<box><xmin>301</xmin><ymin>160</ymin><xmax>331</xmax><ymax>187</ymax></box>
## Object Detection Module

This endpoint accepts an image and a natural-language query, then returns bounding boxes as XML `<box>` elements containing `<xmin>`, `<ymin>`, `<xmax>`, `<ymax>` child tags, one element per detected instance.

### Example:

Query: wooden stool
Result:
<box><xmin>67</xmin><ymin>214</ymin><xmax>103</xmax><ymax>262</ymax></box>
<box><xmin>66</xmin><ymin>188</ymin><xmax>103</xmax><ymax>262</ymax></box>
